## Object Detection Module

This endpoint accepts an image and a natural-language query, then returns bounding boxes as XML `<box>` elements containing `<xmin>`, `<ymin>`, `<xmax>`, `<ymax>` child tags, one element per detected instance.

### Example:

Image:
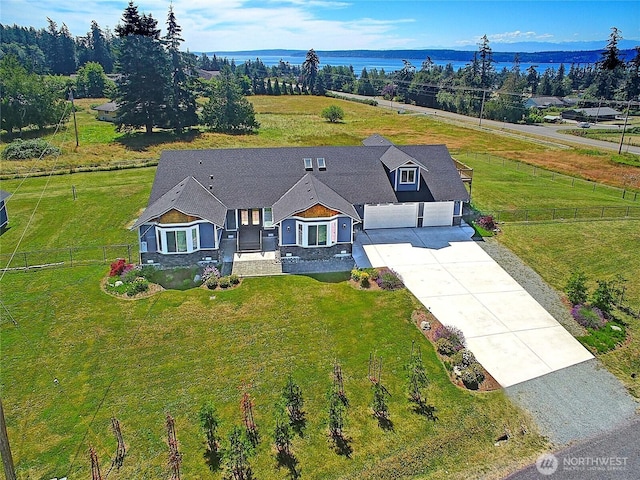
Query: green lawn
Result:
<box><xmin>0</xmin><ymin>270</ymin><xmax>545</xmax><ymax>479</ymax></box>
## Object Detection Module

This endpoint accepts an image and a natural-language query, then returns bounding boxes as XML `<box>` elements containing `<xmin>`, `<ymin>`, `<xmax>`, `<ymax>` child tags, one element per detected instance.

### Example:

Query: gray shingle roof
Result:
<box><xmin>380</xmin><ymin>146</ymin><xmax>427</xmax><ymax>171</ymax></box>
<box><xmin>0</xmin><ymin>190</ymin><xmax>11</xmax><ymax>202</ymax></box>
<box><xmin>141</xmin><ymin>141</ymin><xmax>469</xmax><ymax>227</ymax></box>
<box><xmin>272</xmin><ymin>174</ymin><xmax>360</xmax><ymax>224</ymax></box>
<box><xmin>132</xmin><ymin>176</ymin><xmax>227</xmax><ymax>228</ymax></box>
<box><xmin>362</xmin><ymin>134</ymin><xmax>394</xmax><ymax>146</ymax></box>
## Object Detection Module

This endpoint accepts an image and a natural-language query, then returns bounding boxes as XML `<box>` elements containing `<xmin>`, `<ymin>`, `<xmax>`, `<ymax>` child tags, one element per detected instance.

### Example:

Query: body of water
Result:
<box><xmin>224</xmin><ymin>54</ymin><xmax>569</xmax><ymax>75</ymax></box>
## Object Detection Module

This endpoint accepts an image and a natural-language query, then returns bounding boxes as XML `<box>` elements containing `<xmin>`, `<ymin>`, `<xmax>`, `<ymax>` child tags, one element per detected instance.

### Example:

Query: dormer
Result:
<box><xmin>380</xmin><ymin>146</ymin><xmax>425</xmax><ymax>192</ymax></box>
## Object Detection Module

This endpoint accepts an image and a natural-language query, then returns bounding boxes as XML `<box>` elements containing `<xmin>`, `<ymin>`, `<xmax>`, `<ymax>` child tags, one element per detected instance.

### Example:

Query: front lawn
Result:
<box><xmin>1</xmin><ymin>268</ymin><xmax>545</xmax><ymax>479</ymax></box>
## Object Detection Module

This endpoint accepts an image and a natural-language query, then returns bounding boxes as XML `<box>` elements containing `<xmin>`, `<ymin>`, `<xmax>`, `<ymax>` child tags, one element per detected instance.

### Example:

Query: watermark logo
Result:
<box><xmin>536</xmin><ymin>453</ymin><xmax>559</xmax><ymax>476</ymax></box>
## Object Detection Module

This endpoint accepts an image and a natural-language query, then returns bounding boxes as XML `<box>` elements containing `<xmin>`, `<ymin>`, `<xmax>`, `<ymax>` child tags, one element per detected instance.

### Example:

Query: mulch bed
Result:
<box><xmin>101</xmin><ymin>277</ymin><xmax>164</xmax><ymax>300</ymax></box>
<box><xmin>412</xmin><ymin>309</ymin><xmax>501</xmax><ymax>392</ymax></box>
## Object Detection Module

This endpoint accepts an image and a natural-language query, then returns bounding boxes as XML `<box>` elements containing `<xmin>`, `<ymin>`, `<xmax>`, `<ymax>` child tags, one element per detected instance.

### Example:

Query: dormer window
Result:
<box><xmin>399</xmin><ymin>167</ymin><xmax>417</xmax><ymax>184</ymax></box>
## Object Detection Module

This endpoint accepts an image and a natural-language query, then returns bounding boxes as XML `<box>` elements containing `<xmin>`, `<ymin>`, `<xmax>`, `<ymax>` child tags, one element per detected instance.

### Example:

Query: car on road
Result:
<box><xmin>577</xmin><ymin>122</ymin><xmax>591</xmax><ymax>128</ymax></box>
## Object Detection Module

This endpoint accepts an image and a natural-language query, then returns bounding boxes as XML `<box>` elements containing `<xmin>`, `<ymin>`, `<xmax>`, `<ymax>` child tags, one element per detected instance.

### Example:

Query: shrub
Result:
<box><xmin>476</xmin><ymin>216</ymin><xmax>495</xmax><ymax>231</ymax></box>
<box><xmin>109</xmin><ymin>258</ymin><xmax>127</xmax><ymax>277</ymax></box>
<box><xmin>377</xmin><ymin>270</ymin><xmax>403</xmax><ymax>290</ymax></box>
<box><xmin>360</xmin><ymin>272</ymin><xmax>370</xmax><ymax>288</ymax></box>
<box><xmin>321</xmin><ymin>105</ymin><xmax>344</xmax><ymax>123</ymax></box>
<box><xmin>219</xmin><ymin>276</ymin><xmax>231</xmax><ymax>289</ymax></box>
<box><xmin>451</xmin><ymin>349</ymin><xmax>476</xmax><ymax>369</ymax></box>
<box><xmin>205</xmin><ymin>276</ymin><xmax>219</xmax><ymax>289</ymax></box>
<box><xmin>571</xmin><ymin>304</ymin><xmax>606</xmax><ymax>329</ymax></box>
<box><xmin>364</xmin><ymin>268</ymin><xmax>380</xmax><ymax>281</ymax></box>
<box><xmin>126</xmin><ymin>277</ymin><xmax>149</xmax><ymax>297</ymax></box>
<box><xmin>1</xmin><ymin>139</ymin><xmax>61</xmax><ymax>160</ymax></box>
<box><xmin>433</xmin><ymin>324</ymin><xmax>466</xmax><ymax>352</ymax></box>
<box><xmin>351</xmin><ymin>269</ymin><xmax>362</xmax><ymax>281</ymax></box>
<box><xmin>591</xmin><ymin>280</ymin><xmax>616</xmax><ymax>316</ymax></box>
<box><xmin>435</xmin><ymin>338</ymin><xmax>455</xmax><ymax>356</ymax></box>
<box><xmin>565</xmin><ymin>270</ymin><xmax>588</xmax><ymax>306</ymax></box>
<box><xmin>229</xmin><ymin>274</ymin><xmax>240</xmax><ymax>285</ymax></box>
<box><xmin>201</xmin><ymin>265</ymin><xmax>220</xmax><ymax>283</ymax></box>
<box><xmin>461</xmin><ymin>363</ymin><xmax>485</xmax><ymax>389</ymax></box>
<box><xmin>138</xmin><ymin>265</ymin><xmax>157</xmax><ymax>280</ymax></box>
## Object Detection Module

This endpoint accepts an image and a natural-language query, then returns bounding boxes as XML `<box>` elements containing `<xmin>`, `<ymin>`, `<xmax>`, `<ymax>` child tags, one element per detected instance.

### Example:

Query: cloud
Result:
<box><xmin>456</xmin><ymin>30</ymin><xmax>555</xmax><ymax>47</ymax></box>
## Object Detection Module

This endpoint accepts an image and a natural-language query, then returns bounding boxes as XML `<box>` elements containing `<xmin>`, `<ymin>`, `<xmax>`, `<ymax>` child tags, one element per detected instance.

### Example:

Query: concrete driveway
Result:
<box><xmin>353</xmin><ymin>226</ymin><xmax>593</xmax><ymax>387</ymax></box>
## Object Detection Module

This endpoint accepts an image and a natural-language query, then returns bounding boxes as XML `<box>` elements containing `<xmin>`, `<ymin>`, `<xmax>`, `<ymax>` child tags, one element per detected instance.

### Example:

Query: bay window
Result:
<box><xmin>156</xmin><ymin>224</ymin><xmax>200</xmax><ymax>254</ymax></box>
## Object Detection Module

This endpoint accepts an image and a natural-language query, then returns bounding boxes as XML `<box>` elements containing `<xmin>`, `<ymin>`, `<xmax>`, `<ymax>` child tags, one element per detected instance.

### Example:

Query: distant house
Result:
<box><xmin>525</xmin><ymin>96</ymin><xmax>567</xmax><ymax>109</ymax></box>
<box><xmin>93</xmin><ymin>102</ymin><xmax>119</xmax><ymax>122</ymax></box>
<box><xmin>0</xmin><ymin>190</ymin><xmax>11</xmax><ymax>229</ymax></box>
<box><xmin>561</xmin><ymin>107</ymin><xmax>622</xmax><ymax>121</ymax></box>
<box><xmin>131</xmin><ymin>135</ymin><xmax>470</xmax><ymax>269</ymax></box>
<box><xmin>196</xmin><ymin>69</ymin><xmax>221</xmax><ymax>81</ymax></box>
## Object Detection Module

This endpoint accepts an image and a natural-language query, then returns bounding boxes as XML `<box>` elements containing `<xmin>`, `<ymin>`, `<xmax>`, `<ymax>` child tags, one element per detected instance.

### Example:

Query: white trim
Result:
<box><xmin>399</xmin><ymin>167</ymin><xmax>417</xmax><ymax>184</ymax></box>
<box><xmin>295</xmin><ymin>219</ymin><xmax>339</xmax><ymax>247</ymax></box>
<box><xmin>154</xmin><ymin>220</ymin><xmax>207</xmax><ymax>254</ymax></box>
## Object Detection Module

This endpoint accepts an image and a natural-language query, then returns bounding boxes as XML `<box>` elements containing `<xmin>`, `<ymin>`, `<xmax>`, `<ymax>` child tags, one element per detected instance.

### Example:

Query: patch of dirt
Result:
<box><xmin>412</xmin><ymin>309</ymin><xmax>501</xmax><ymax>392</ymax></box>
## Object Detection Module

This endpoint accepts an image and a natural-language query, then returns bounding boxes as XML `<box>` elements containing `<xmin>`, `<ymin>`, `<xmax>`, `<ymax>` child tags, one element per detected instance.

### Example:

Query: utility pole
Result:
<box><xmin>69</xmin><ymin>89</ymin><xmax>79</xmax><ymax>148</ymax></box>
<box><xmin>618</xmin><ymin>100</ymin><xmax>632</xmax><ymax>154</ymax></box>
<box><xmin>0</xmin><ymin>398</ymin><xmax>16</xmax><ymax>480</ymax></box>
<box><xmin>479</xmin><ymin>90</ymin><xmax>487</xmax><ymax>126</ymax></box>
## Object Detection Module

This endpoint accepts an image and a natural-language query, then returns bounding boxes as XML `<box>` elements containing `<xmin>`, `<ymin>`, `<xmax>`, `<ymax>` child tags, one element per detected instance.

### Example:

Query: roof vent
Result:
<box><xmin>317</xmin><ymin>157</ymin><xmax>326</xmax><ymax>170</ymax></box>
<box><xmin>303</xmin><ymin>158</ymin><xmax>313</xmax><ymax>170</ymax></box>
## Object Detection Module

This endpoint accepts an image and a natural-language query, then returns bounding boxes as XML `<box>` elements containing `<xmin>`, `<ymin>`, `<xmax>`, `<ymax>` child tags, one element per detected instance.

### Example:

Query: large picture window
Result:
<box><xmin>157</xmin><ymin>225</ymin><xmax>200</xmax><ymax>254</ymax></box>
<box><xmin>297</xmin><ymin>220</ymin><xmax>336</xmax><ymax>247</ymax></box>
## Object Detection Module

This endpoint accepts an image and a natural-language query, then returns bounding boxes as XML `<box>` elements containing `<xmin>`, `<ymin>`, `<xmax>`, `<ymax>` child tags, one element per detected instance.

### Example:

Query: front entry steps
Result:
<box><xmin>231</xmin><ymin>251</ymin><xmax>284</xmax><ymax>277</ymax></box>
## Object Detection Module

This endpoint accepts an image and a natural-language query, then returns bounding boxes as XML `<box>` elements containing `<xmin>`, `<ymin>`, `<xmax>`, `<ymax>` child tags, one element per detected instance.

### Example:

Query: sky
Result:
<box><xmin>1</xmin><ymin>0</ymin><xmax>639</xmax><ymax>53</ymax></box>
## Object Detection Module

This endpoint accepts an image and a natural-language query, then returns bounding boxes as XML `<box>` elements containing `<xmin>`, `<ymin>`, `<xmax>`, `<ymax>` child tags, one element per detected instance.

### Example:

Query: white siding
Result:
<box><xmin>422</xmin><ymin>202</ymin><xmax>454</xmax><ymax>226</ymax></box>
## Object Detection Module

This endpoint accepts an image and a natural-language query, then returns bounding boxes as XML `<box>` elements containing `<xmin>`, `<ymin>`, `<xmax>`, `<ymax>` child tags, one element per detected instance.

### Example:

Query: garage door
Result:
<box><xmin>364</xmin><ymin>203</ymin><xmax>418</xmax><ymax>229</ymax></box>
<box><xmin>422</xmin><ymin>202</ymin><xmax>454</xmax><ymax>227</ymax></box>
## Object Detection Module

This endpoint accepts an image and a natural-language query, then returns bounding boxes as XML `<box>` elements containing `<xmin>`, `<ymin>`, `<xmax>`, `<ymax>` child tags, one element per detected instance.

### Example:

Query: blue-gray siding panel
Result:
<box><xmin>140</xmin><ymin>224</ymin><xmax>157</xmax><ymax>253</ymax></box>
<box><xmin>199</xmin><ymin>223</ymin><xmax>216</xmax><ymax>249</ymax></box>
<box><xmin>281</xmin><ymin>218</ymin><xmax>297</xmax><ymax>245</ymax></box>
<box><xmin>226</xmin><ymin>209</ymin><xmax>237</xmax><ymax>230</ymax></box>
<box><xmin>337</xmin><ymin>216</ymin><xmax>352</xmax><ymax>243</ymax></box>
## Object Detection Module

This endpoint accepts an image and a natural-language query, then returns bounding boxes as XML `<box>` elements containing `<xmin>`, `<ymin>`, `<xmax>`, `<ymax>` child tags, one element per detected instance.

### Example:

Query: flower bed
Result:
<box><xmin>350</xmin><ymin>267</ymin><xmax>403</xmax><ymax>290</ymax></box>
<box><xmin>103</xmin><ymin>260</ymin><xmax>162</xmax><ymax>299</ymax></box>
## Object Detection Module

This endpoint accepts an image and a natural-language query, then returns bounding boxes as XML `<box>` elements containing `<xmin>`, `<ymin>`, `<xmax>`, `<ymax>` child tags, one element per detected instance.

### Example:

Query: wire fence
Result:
<box><xmin>489</xmin><ymin>205</ymin><xmax>640</xmax><ymax>223</ymax></box>
<box><xmin>454</xmin><ymin>151</ymin><xmax>640</xmax><ymax>202</ymax></box>
<box><xmin>0</xmin><ymin>244</ymin><xmax>134</xmax><ymax>271</ymax></box>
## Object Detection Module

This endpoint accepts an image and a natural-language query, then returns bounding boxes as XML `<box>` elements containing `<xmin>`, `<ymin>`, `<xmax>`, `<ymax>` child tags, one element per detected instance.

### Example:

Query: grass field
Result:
<box><xmin>2</xmin><ymin>94</ymin><xmax>640</xmax><ymax>478</ymax></box>
<box><xmin>2</xmin><ymin>96</ymin><xmax>639</xmax><ymax>191</ymax></box>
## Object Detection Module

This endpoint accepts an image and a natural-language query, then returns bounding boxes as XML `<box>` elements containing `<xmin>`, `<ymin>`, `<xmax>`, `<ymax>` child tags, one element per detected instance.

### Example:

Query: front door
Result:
<box><xmin>238</xmin><ymin>209</ymin><xmax>262</xmax><ymax>251</ymax></box>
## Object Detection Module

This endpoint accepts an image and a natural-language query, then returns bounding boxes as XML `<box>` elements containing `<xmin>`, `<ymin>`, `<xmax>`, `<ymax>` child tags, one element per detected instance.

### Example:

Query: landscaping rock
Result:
<box><xmin>114</xmin><ymin>280</ymin><xmax>123</xmax><ymax>287</ymax></box>
<box><xmin>420</xmin><ymin>320</ymin><xmax>431</xmax><ymax>331</ymax></box>
<box><xmin>194</xmin><ymin>274</ymin><xmax>201</xmax><ymax>283</ymax></box>
<box><xmin>610</xmin><ymin>324</ymin><xmax>622</xmax><ymax>331</ymax></box>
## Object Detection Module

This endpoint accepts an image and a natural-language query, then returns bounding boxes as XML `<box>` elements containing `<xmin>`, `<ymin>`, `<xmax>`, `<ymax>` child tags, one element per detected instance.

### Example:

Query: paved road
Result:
<box><xmin>505</xmin><ymin>416</ymin><xmax>640</xmax><ymax>480</ymax></box>
<box><xmin>333</xmin><ymin>92</ymin><xmax>640</xmax><ymax>155</ymax></box>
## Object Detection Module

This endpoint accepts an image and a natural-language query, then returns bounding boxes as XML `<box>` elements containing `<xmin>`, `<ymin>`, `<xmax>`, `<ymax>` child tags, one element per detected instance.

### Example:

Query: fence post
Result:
<box><xmin>593</xmin><ymin>183</ymin><xmax>596</xmax><ymax>192</ymax></box>
<box><xmin>574</xmin><ymin>208</ymin><xmax>578</xmax><ymax>219</ymax></box>
<box><xmin>622</xmin><ymin>189</ymin><xmax>626</xmax><ymax>199</ymax></box>
<box><xmin>552</xmin><ymin>209</ymin><xmax>556</xmax><ymax>220</ymax></box>
<box><xmin>601</xmin><ymin>207</ymin><xmax>605</xmax><ymax>218</ymax></box>
<box><xmin>525</xmin><ymin>210</ymin><xmax>529</xmax><ymax>222</ymax></box>
<box><xmin>572</xmin><ymin>178</ymin><xmax>575</xmax><ymax>187</ymax></box>
<box><xmin>627</xmin><ymin>206</ymin><xmax>630</xmax><ymax>217</ymax></box>
<box><xmin>70</xmin><ymin>247</ymin><xmax>73</xmax><ymax>267</ymax></box>
<box><xmin>533</xmin><ymin>166</ymin><xmax>537</xmax><ymax>176</ymax></box>
<box><xmin>127</xmin><ymin>244</ymin><xmax>132</xmax><ymax>264</ymax></box>
<box><xmin>23</xmin><ymin>253</ymin><xmax>28</xmax><ymax>269</ymax></box>
<box><xmin>103</xmin><ymin>246</ymin><xmax>107</xmax><ymax>263</ymax></box>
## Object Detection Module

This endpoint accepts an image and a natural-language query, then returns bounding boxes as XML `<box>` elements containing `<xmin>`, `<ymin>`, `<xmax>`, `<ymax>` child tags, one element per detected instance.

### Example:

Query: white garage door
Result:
<box><xmin>364</xmin><ymin>203</ymin><xmax>418</xmax><ymax>229</ymax></box>
<box><xmin>422</xmin><ymin>202</ymin><xmax>454</xmax><ymax>227</ymax></box>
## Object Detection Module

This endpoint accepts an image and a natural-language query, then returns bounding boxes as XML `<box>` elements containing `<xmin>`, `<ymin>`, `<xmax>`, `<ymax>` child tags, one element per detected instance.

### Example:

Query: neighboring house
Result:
<box><xmin>0</xmin><ymin>190</ymin><xmax>11</xmax><ymax>229</ymax></box>
<box><xmin>132</xmin><ymin>135</ymin><xmax>470</xmax><ymax>268</ymax></box>
<box><xmin>93</xmin><ymin>102</ymin><xmax>119</xmax><ymax>122</ymax></box>
<box><xmin>561</xmin><ymin>107</ymin><xmax>622</xmax><ymax>121</ymax></box>
<box><xmin>525</xmin><ymin>96</ymin><xmax>567</xmax><ymax>109</ymax></box>
<box><xmin>196</xmin><ymin>68</ymin><xmax>221</xmax><ymax>81</ymax></box>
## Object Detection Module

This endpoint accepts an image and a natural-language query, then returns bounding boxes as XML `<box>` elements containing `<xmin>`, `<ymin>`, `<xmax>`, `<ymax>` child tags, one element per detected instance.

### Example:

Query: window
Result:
<box><xmin>252</xmin><ymin>209</ymin><xmax>260</xmax><ymax>225</ymax></box>
<box><xmin>303</xmin><ymin>158</ymin><xmax>313</xmax><ymax>170</ymax></box>
<box><xmin>263</xmin><ymin>208</ymin><xmax>274</xmax><ymax>228</ymax></box>
<box><xmin>240</xmin><ymin>210</ymin><xmax>249</xmax><ymax>226</ymax></box>
<box><xmin>298</xmin><ymin>221</ymin><xmax>336</xmax><ymax>247</ymax></box>
<box><xmin>307</xmin><ymin>224</ymin><xmax>328</xmax><ymax>246</ymax></box>
<box><xmin>157</xmin><ymin>225</ymin><xmax>200</xmax><ymax>254</ymax></box>
<box><xmin>317</xmin><ymin>157</ymin><xmax>326</xmax><ymax>170</ymax></box>
<box><xmin>399</xmin><ymin>168</ymin><xmax>417</xmax><ymax>184</ymax></box>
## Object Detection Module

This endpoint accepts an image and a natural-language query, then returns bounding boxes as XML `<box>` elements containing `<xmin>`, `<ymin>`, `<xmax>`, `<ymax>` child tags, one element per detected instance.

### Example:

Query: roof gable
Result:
<box><xmin>272</xmin><ymin>174</ymin><xmax>360</xmax><ymax>224</ymax></box>
<box><xmin>132</xmin><ymin>176</ymin><xmax>227</xmax><ymax>228</ymax></box>
<box><xmin>380</xmin><ymin>146</ymin><xmax>427</xmax><ymax>171</ymax></box>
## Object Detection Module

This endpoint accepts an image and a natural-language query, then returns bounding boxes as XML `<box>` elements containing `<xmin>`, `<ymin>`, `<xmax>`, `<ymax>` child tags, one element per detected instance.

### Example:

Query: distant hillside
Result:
<box><xmin>204</xmin><ymin>47</ymin><xmax>638</xmax><ymax>65</ymax></box>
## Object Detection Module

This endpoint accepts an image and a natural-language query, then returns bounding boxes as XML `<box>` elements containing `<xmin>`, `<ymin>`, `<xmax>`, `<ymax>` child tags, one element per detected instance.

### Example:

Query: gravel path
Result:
<box><xmin>475</xmin><ymin>236</ymin><xmax>585</xmax><ymax>337</ymax></box>
<box><xmin>475</xmin><ymin>236</ymin><xmax>638</xmax><ymax>446</ymax></box>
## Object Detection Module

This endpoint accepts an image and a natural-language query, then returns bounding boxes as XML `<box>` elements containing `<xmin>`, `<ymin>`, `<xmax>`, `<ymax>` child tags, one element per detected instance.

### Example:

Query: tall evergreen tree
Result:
<box><xmin>600</xmin><ymin>27</ymin><xmax>625</xmax><ymax>71</ymax></box>
<box><xmin>88</xmin><ymin>21</ymin><xmax>114</xmax><ymax>73</ymax></box>
<box><xmin>114</xmin><ymin>1</ymin><xmax>170</xmax><ymax>135</ymax></box>
<box><xmin>477</xmin><ymin>34</ymin><xmax>494</xmax><ymax>88</ymax></box>
<box><xmin>163</xmin><ymin>5</ymin><xmax>198</xmax><ymax>133</ymax></box>
<box><xmin>302</xmin><ymin>48</ymin><xmax>320</xmax><ymax>93</ymax></box>
<box><xmin>58</xmin><ymin>24</ymin><xmax>77</xmax><ymax>75</ymax></box>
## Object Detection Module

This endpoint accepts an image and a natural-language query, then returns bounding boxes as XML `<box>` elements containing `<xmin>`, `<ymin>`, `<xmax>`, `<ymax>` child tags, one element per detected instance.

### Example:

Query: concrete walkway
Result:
<box><xmin>353</xmin><ymin>226</ymin><xmax>593</xmax><ymax>388</ymax></box>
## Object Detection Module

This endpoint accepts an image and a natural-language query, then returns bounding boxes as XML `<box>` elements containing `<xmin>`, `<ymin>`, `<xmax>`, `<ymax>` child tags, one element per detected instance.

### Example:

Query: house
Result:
<box><xmin>0</xmin><ymin>190</ymin><xmax>11</xmax><ymax>229</ymax></box>
<box><xmin>93</xmin><ymin>102</ymin><xmax>119</xmax><ymax>122</ymax></box>
<box><xmin>131</xmin><ymin>135</ymin><xmax>470</xmax><ymax>269</ymax></box>
<box><xmin>525</xmin><ymin>96</ymin><xmax>567</xmax><ymax>109</ymax></box>
<box><xmin>561</xmin><ymin>107</ymin><xmax>622</xmax><ymax>121</ymax></box>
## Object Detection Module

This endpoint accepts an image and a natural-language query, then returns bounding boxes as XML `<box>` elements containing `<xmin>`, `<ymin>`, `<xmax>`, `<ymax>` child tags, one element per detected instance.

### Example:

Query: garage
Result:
<box><xmin>421</xmin><ymin>201</ymin><xmax>454</xmax><ymax>227</ymax></box>
<box><xmin>364</xmin><ymin>203</ymin><xmax>418</xmax><ymax>229</ymax></box>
